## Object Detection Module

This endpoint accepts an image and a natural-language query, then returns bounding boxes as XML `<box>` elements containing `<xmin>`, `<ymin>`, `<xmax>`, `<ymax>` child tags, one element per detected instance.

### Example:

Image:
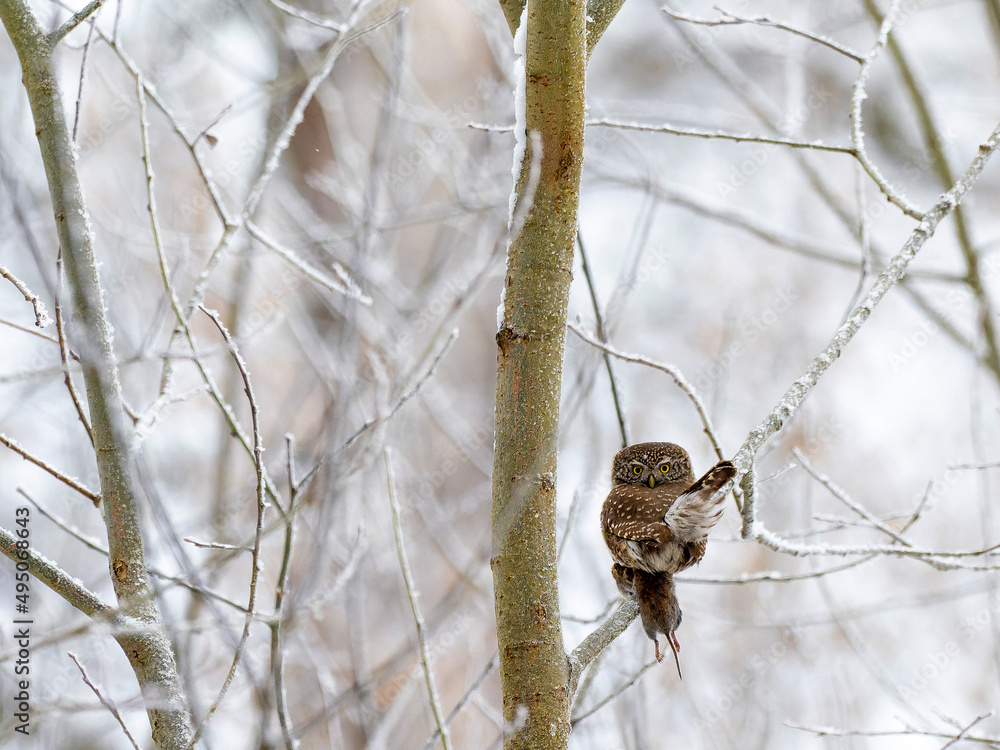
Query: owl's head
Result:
<box><xmin>611</xmin><ymin>442</ymin><xmax>694</xmax><ymax>489</ymax></box>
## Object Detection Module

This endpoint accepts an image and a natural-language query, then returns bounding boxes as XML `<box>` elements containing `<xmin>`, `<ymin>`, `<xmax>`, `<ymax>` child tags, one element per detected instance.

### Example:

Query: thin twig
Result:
<box><xmin>589</xmin><ymin>117</ymin><xmax>856</xmax><ymax>153</ymax></box>
<box><xmin>576</xmin><ymin>231</ymin><xmax>628</xmax><ymax>447</ymax></box>
<box><xmin>271</xmin><ymin>434</ymin><xmax>301</xmax><ymax>750</ymax></box>
<box><xmin>54</xmin><ymin>251</ymin><xmax>93</xmax><ymax>444</ymax></box>
<box><xmin>194</xmin><ymin>103</ymin><xmax>232</xmax><ymax>146</ymax></box>
<box><xmin>864</xmin><ymin>0</ymin><xmax>1000</xmax><ymax>382</ymax></box>
<box><xmin>843</xmin><ymin>162</ymin><xmax>873</xmax><ymax>322</ymax></box>
<box><xmin>47</xmin><ymin>0</ymin><xmax>103</xmax><ymax>44</ymax></box>
<box><xmin>952</xmin><ymin>461</ymin><xmax>1000</xmax><ymax>470</ymax></box>
<box><xmin>849</xmin><ymin>0</ymin><xmax>924</xmax><ymax>219</ymax></box>
<box><xmin>793</xmin><ymin>448</ymin><xmax>912</xmax><ymax>546</ymax></box>
<box><xmin>246</xmin><ymin>220</ymin><xmax>371</xmax><ymax>303</ymax></box>
<box><xmin>17</xmin><ymin>489</ymin><xmax>249</xmax><ymax>612</ymax></box>
<box><xmin>567</xmin><ymin>323</ymin><xmax>726</xmax><ymax>460</ymax></box>
<box><xmin>68</xmin><ymin>652</ymin><xmax>141</xmax><ymax>750</ymax></box>
<box><xmin>571</xmin><ymin>659</ymin><xmax>658</xmax><ymax>726</ymax></box>
<box><xmin>0</xmin><ymin>433</ymin><xmax>101</xmax><ymax>505</ymax></box>
<box><xmin>939</xmin><ymin>712</ymin><xmax>993</xmax><ymax>750</ymax></box>
<box><xmin>788</xmin><ymin>718</ymin><xmax>1000</xmax><ymax>746</ymax></box>
<box><xmin>243</xmin><ymin>9</ymin><xmax>405</xmax><ymax>221</ymax></box>
<box><xmin>18</xmin><ymin>488</ymin><xmax>105</xmax><ymax>553</ymax></box>
<box><xmin>734</xmin><ymin>119</ymin><xmax>1000</xmax><ymax>537</ymax></box>
<box><xmin>683</xmin><ymin>555</ymin><xmax>878</xmax><ymax>584</ymax></box>
<box><xmin>190</xmin><ymin>306</ymin><xmax>269</xmax><ymax>748</ymax></box>
<box><xmin>182</xmin><ymin>538</ymin><xmax>248</xmax><ymax>551</ymax></box>
<box><xmin>754</xmin><ymin>526</ymin><xmax>1000</xmax><ymax>562</ymax></box>
<box><xmin>0</xmin><ymin>263</ymin><xmax>51</xmax><ymax>327</ymax></box>
<box><xmin>0</xmin><ymin>316</ymin><xmax>57</xmax><ymax>342</ymax></box>
<box><xmin>384</xmin><ymin>448</ymin><xmax>452</xmax><ymax>750</ymax></box>
<box><xmin>70</xmin><ymin>7</ymin><xmax>95</xmax><ymax>141</ymax></box>
<box><xmin>131</xmin><ymin>71</ymin><xmax>184</xmax><ymax>448</ymax></box>
<box><xmin>558</xmin><ymin>488</ymin><xmax>586</xmax><ymax>563</ymax></box>
<box><xmin>305</xmin><ymin>528</ymin><xmax>366</xmax><ymax>613</ymax></box>
<box><xmin>589</xmin><ymin>166</ymin><xmax>865</xmax><ymax>270</ymax></box>
<box><xmin>341</xmin><ymin>329</ymin><xmax>458</xmax><ymax>451</ymax></box>
<box><xmin>269</xmin><ymin>0</ymin><xmax>346</xmax><ymax>30</ymax></box>
<box><xmin>662</xmin><ymin>6</ymin><xmax>864</xmax><ymax>62</ymax></box>
<box><xmin>421</xmin><ymin>653</ymin><xmax>499</xmax><ymax>750</ymax></box>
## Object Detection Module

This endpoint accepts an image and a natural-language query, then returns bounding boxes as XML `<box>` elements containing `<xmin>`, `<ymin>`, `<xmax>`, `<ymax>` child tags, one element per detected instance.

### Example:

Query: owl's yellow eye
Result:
<box><xmin>660</xmin><ymin>465</ymin><xmax>670</xmax><ymax>473</ymax></box>
<box><xmin>632</xmin><ymin>466</ymin><xmax>643</xmax><ymax>475</ymax></box>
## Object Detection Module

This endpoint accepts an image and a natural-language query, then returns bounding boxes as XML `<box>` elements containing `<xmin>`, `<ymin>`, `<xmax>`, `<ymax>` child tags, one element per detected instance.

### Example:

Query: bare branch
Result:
<box><xmin>788</xmin><ymin>715</ymin><xmax>998</xmax><ymax>746</ymax></box>
<box><xmin>793</xmin><ymin>448</ymin><xmax>912</xmax><ymax>546</ymax></box>
<box><xmin>0</xmin><ymin>263</ymin><xmax>51</xmax><ymax>328</ymax></box>
<box><xmin>576</xmin><ymin>231</ymin><xmax>628</xmax><ymax>447</ymax></box>
<box><xmin>849</xmin><ymin>0</ymin><xmax>925</xmax><ymax>219</ymax></box>
<box><xmin>753</xmin><ymin>526</ymin><xmax>1000</xmax><ymax>563</ymax></box>
<box><xmin>0</xmin><ymin>432</ymin><xmax>101</xmax><ymax>505</ymax></box>
<box><xmin>421</xmin><ymin>654</ymin><xmax>499</xmax><ymax>750</ymax></box>
<box><xmin>68</xmin><ymin>652</ymin><xmax>142</xmax><ymax>750</ymax></box>
<box><xmin>191</xmin><ymin>305</ymin><xmax>269</xmax><ymax>746</ymax></box>
<box><xmin>19</xmin><ymin>490</ymin><xmax>250</xmax><ymax>613</ymax></box>
<box><xmin>0</xmin><ymin>526</ymin><xmax>110</xmax><ymax>617</ymax></box>
<box><xmin>589</xmin><ymin>117</ymin><xmax>856</xmax><ymax>153</ymax></box>
<box><xmin>571</xmin><ymin>658</ymin><xmax>657</xmax><ymax>726</ymax></box>
<box><xmin>54</xmin><ymin>253</ymin><xmax>93</xmax><ymax>444</ymax></box>
<box><xmin>567</xmin><ymin>323</ymin><xmax>727</xmax><ymax>461</ymax></box>
<box><xmin>268</xmin><ymin>0</ymin><xmax>346</xmax><ymax>30</ymax></box>
<box><xmin>385</xmin><ymin>448</ymin><xmax>452</xmax><ymax>750</ymax></box>
<box><xmin>734</xmin><ymin>119</ymin><xmax>1000</xmax><ymax>536</ymax></box>
<box><xmin>47</xmin><ymin>0</ymin><xmax>103</xmax><ymax>45</ymax></box>
<box><xmin>567</xmin><ymin>599</ymin><xmax>638</xmax><ymax>697</ymax></box>
<box><xmin>662</xmin><ymin>6</ymin><xmax>864</xmax><ymax>62</ymax></box>
<box><xmin>246</xmin><ymin>220</ymin><xmax>371</xmax><ymax>304</ymax></box>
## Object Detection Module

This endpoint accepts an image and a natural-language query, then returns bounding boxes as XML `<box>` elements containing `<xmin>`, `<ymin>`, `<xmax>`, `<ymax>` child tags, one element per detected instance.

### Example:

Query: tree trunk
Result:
<box><xmin>490</xmin><ymin>0</ymin><xmax>586</xmax><ymax>746</ymax></box>
<box><xmin>0</xmin><ymin>3</ymin><xmax>194</xmax><ymax>747</ymax></box>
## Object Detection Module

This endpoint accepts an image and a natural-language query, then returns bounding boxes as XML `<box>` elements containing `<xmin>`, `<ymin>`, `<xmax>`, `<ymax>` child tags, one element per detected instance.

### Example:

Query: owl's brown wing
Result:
<box><xmin>663</xmin><ymin>461</ymin><xmax>737</xmax><ymax>544</ymax></box>
<box><xmin>601</xmin><ymin>483</ymin><xmax>683</xmax><ymax>572</ymax></box>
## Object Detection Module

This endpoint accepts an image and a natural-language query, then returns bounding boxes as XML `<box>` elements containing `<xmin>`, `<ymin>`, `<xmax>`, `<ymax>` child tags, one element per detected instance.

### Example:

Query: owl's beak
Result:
<box><xmin>648</xmin><ymin>475</ymin><xmax>656</xmax><ymax>489</ymax></box>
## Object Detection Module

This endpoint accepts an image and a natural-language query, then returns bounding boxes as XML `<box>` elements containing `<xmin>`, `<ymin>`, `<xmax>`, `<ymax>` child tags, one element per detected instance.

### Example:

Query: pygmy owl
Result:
<box><xmin>601</xmin><ymin>442</ymin><xmax>737</xmax><ymax>576</ymax></box>
<box><xmin>601</xmin><ymin>442</ymin><xmax>737</xmax><ymax>668</ymax></box>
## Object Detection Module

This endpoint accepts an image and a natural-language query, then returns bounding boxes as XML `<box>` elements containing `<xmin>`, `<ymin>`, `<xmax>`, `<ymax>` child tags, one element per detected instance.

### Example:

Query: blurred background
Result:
<box><xmin>3</xmin><ymin>0</ymin><xmax>1000</xmax><ymax>747</ymax></box>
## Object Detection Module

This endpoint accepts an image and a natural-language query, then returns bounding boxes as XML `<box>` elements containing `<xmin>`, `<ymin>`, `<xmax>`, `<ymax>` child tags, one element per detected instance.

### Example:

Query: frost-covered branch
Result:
<box><xmin>849</xmin><ymin>0</ymin><xmax>924</xmax><ymax>219</ymax></box>
<box><xmin>788</xmin><ymin>713</ymin><xmax>996</xmax><ymax>745</ymax></box>
<box><xmin>567</xmin><ymin>323</ymin><xmax>727</xmax><ymax>460</ymax></box>
<box><xmin>385</xmin><ymin>449</ymin><xmax>452</xmax><ymax>750</ymax></box>
<box><xmin>68</xmin><ymin>652</ymin><xmax>142</xmax><ymax>750</ymax></box>
<box><xmin>0</xmin><ymin>526</ymin><xmax>110</xmax><ymax>617</ymax></box>
<box><xmin>733</xmin><ymin>118</ymin><xmax>1000</xmax><ymax>540</ymax></box>
<box><xmin>0</xmin><ymin>263</ymin><xmax>51</xmax><ymax>327</ymax></box>
<box><xmin>0</xmin><ymin>433</ymin><xmax>101</xmax><ymax>505</ymax></box>
<box><xmin>661</xmin><ymin>6</ymin><xmax>864</xmax><ymax>62</ymax></box>
<box><xmin>862</xmin><ymin>0</ymin><xmax>1000</xmax><ymax>381</ymax></box>
<box><xmin>190</xmin><ymin>306</ymin><xmax>268</xmax><ymax>746</ymax></box>
<box><xmin>793</xmin><ymin>449</ymin><xmax>912</xmax><ymax>546</ymax></box>
<box><xmin>567</xmin><ymin>599</ymin><xmax>638</xmax><ymax>697</ymax></box>
<box><xmin>589</xmin><ymin>117</ymin><xmax>856</xmax><ymax>153</ymax></box>
<box><xmin>0</xmin><ymin>2</ymin><xmax>193</xmax><ymax>744</ymax></box>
